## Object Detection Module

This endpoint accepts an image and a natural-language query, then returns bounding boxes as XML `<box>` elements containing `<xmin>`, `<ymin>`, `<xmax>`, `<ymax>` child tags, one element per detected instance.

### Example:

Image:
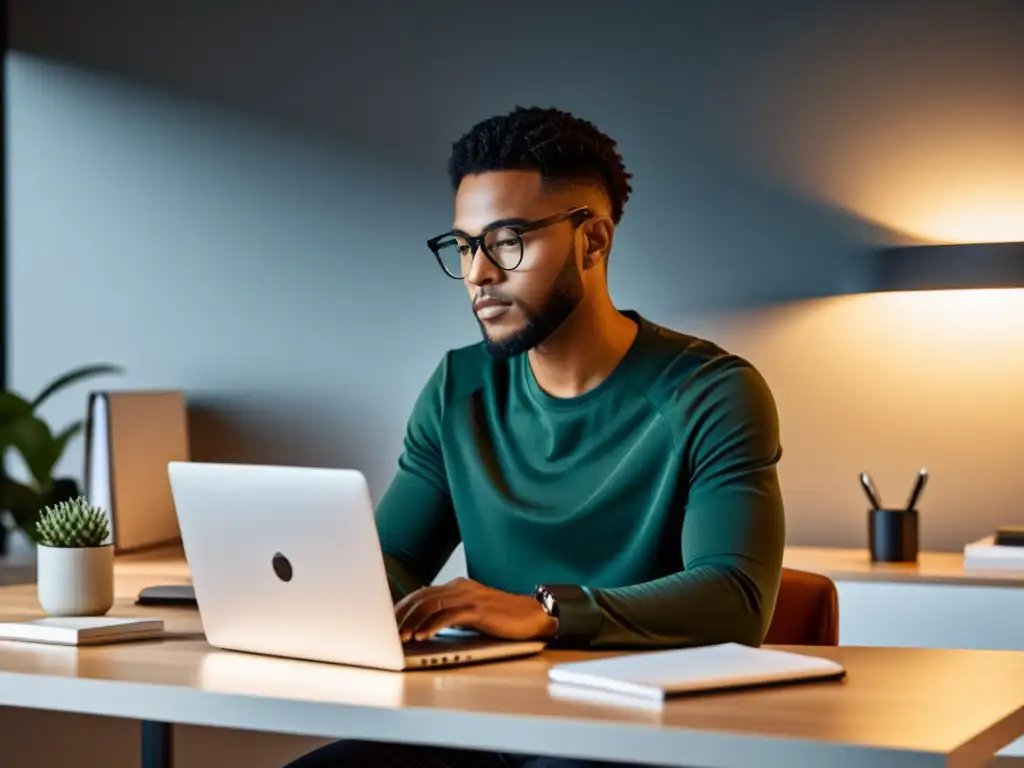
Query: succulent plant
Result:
<box><xmin>35</xmin><ymin>496</ymin><xmax>111</xmax><ymax>548</ymax></box>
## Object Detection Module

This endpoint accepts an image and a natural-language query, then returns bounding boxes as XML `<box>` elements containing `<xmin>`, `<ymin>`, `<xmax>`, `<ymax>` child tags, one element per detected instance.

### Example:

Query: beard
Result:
<box><xmin>475</xmin><ymin>243</ymin><xmax>584</xmax><ymax>359</ymax></box>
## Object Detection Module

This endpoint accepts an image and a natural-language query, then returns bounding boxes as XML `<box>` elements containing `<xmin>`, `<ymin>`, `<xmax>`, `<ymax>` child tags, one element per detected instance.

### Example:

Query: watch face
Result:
<box><xmin>541</xmin><ymin>590</ymin><xmax>557</xmax><ymax>616</ymax></box>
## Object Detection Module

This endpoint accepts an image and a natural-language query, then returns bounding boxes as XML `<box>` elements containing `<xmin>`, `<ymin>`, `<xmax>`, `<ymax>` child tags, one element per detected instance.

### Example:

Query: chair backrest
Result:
<box><xmin>763</xmin><ymin>567</ymin><xmax>839</xmax><ymax>645</ymax></box>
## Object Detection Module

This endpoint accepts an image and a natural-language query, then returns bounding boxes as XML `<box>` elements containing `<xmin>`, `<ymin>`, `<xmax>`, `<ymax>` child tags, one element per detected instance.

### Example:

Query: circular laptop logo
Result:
<box><xmin>272</xmin><ymin>552</ymin><xmax>293</xmax><ymax>582</ymax></box>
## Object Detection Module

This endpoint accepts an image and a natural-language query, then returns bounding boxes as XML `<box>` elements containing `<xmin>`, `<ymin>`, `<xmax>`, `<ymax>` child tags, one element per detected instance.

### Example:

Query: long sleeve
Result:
<box><xmin>375</xmin><ymin>358</ymin><xmax>461</xmax><ymax>602</ymax></box>
<box><xmin>554</xmin><ymin>361</ymin><xmax>786</xmax><ymax>648</ymax></box>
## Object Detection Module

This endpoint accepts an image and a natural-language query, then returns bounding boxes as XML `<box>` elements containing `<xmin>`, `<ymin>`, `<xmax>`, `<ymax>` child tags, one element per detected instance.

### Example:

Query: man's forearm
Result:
<box><xmin>554</xmin><ymin>559</ymin><xmax>781</xmax><ymax>648</ymax></box>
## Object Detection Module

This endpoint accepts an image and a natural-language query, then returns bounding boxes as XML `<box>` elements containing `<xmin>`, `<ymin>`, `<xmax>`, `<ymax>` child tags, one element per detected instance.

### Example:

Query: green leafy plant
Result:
<box><xmin>35</xmin><ymin>496</ymin><xmax>111</xmax><ymax>548</ymax></box>
<box><xmin>0</xmin><ymin>363</ymin><xmax>122</xmax><ymax>544</ymax></box>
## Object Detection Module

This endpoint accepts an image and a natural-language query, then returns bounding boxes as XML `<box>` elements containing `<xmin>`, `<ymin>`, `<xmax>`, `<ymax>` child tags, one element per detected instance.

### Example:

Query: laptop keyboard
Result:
<box><xmin>402</xmin><ymin>633</ymin><xmax>502</xmax><ymax>656</ymax></box>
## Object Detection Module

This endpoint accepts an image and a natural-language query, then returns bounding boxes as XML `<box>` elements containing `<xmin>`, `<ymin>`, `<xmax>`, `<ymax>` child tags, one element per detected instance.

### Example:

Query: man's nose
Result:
<box><xmin>465</xmin><ymin>244</ymin><xmax>502</xmax><ymax>286</ymax></box>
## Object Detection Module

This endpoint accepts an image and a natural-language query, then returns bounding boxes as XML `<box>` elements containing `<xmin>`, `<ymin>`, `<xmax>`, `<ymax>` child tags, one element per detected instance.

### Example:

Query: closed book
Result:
<box><xmin>963</xmin><ymin>536</ymin><xmax>1024</xmax><ymax>570</ymax></box>
<box><xmin>0</xmin><ymin>616</ymin><xmax>165</xmax><ymax>646</ymax></box>
<box><xmin>548</xmin><ymin>642</ymin><xmax>846</xmax><ymax>701</ymax></box>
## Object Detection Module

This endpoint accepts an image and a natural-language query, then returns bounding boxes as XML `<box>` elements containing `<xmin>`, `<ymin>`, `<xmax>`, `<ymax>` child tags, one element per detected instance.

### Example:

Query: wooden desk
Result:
<box><xmin>2</xmin><ymin>551</ymin><xmax>1024</xmax><ymax>767</ymax></box>
<box><xmin>785</xmin><ymin>545</ymin><xmax>1024</xmax><ymax>762</ymax></box>
<box><xmin>784</xmin><ymin>546</ymin><xmax>1024</xmax><ymax>588</ymax></box>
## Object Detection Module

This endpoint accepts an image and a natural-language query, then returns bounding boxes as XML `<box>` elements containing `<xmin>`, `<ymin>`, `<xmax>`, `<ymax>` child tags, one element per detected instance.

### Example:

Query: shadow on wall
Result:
<box><xmin>7</xmin><ymin>0</ymin><xmax>930</xmax><ymax>318</ymax></box>
<box><xmin>609</xmin><ymin>151</ymin><xmax>916</xmax><ymax>319</ymax></box>
<box><xmin>184</xmin><ymin>393</ymin><xmax>427</xmax><ymax>507</ymax></box>
<box><xmin>187</xmin><ymin>398</ymin><xmax>360</xmax><ymax>474</ymax></box>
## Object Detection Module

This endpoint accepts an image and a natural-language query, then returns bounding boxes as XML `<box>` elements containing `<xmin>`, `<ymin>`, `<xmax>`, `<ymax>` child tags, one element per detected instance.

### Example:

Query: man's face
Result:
<box><xmin>451</xmin><ymin>171</ymin><xmax>586</xmax><ymax>358</ymax></box>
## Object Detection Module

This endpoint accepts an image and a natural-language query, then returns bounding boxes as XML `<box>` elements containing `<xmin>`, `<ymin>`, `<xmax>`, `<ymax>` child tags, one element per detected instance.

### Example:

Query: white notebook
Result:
<box><xmin>0</xmin><ymin>617</ymin><xmax>165</xmax><ymax>646</ymax></box>
<box><xmin>548</xmin><ymin>642</ymin><xmax>846</xmax><ymax>701</ymax></box>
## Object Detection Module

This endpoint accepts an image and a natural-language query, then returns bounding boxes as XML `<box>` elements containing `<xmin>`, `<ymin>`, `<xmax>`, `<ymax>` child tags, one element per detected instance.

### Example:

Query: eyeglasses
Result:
<box><xmin>426</xmin><ymin>207</ymin><xmax>593</xmax><ymax>280</ymax></box>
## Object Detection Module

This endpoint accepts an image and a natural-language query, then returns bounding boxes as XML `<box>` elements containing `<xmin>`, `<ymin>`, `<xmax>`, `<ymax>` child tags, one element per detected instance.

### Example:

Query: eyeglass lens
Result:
<box><xmin>434</xmin><ymin>228</ymin><xmax>524</xmax><ymax>278</ymax></box>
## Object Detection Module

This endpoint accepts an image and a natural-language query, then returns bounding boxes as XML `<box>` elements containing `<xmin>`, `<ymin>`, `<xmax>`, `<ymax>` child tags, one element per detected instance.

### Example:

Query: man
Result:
<box><xmin>287</xmin><ymin>106</ymin><xmax>785</xmax><ymax>767</ymax></box>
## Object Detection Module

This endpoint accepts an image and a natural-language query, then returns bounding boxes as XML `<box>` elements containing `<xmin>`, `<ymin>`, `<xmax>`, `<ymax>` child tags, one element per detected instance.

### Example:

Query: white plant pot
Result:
<box><xmin>37</xmin><ymin>544</ymin><xmax>114</xmax><ymax>616</ymax></box>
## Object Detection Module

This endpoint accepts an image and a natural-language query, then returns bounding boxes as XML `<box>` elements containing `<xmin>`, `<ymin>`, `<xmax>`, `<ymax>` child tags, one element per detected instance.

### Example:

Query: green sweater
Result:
<box><xmin>376</xmin><ymin>310</ymin><xmax>785</xmax><ymax>649</ymax></box>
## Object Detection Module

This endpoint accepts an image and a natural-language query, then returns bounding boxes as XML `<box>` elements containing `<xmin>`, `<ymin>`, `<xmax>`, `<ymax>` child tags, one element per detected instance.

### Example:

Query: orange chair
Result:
<box><xmin>763</xmin><ymin>567</ymin><xmax>839</xmax><ymax>646</ymax></box>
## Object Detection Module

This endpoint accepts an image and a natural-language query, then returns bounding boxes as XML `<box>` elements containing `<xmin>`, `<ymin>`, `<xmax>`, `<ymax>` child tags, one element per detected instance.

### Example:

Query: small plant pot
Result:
<box><xmin>37</xmin><ymin>544</ymin><xmax>114</xmax><ymax>616</ymax></box>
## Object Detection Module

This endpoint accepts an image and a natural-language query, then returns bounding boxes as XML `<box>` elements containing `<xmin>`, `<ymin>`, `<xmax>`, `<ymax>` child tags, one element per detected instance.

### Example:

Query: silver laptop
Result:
<box><xmin>167</xmin><ymin>461</ymin><xmax>546</xmax><ymax>671</ymax></box>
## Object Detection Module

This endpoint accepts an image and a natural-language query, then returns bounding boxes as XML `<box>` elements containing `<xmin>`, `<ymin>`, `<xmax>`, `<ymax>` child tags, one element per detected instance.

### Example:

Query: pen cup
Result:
<box><xmin>869</xmin><ymin>507</ymin><xmax>919</xmax><ymax>563</ymax></box>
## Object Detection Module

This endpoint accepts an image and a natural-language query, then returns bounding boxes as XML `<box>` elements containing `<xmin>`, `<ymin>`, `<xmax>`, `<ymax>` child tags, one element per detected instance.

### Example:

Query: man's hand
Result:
<box><xmin>394</xmin><ymin>577</ymin><xmax>557</xmax><ymax>643</ymax></box>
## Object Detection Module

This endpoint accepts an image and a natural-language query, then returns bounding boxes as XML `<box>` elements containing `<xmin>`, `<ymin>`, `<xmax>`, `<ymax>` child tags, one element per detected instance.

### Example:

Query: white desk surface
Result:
<box><xmin>1</xmin><ymin>548</ymin><xmax>1024</xmax><ymax>768</ymax></box>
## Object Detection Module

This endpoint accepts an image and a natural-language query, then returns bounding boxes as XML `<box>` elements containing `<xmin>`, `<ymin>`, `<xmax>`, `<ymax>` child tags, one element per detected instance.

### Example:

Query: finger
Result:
<box><xmin>394</xmin><ymin>585</ymin><xmax>445</xmax><ymax>627</ymax></box>
<box><xmin>407</xmin><ymin>607</ymin><xmax>481</xmax><ymax>642</ymax></box>
<box><xmin>395</xmin><ymin>596</ymin><xmax>439</xmax><ymax>641</ymax></box>
<box><xmin>397</xmin><ymin>593</ymin><xmax>460</xmax><ymax>641</ymax></box>
<box><xmin>395</xmin><ymin>579</ymin><xmax>479</xmax><ymax>630</ymax></box>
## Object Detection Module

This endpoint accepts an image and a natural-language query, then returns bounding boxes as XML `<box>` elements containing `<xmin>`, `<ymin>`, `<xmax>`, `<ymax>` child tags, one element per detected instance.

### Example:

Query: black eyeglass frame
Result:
<box><xmin>426</xmin><ymin>206</ymin><xmax>594</xmax><ymax>279</ymax></box>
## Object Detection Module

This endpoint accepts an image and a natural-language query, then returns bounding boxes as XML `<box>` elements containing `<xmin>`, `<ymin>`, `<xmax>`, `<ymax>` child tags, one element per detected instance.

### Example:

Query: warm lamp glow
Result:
<box><xmin>826</xmin><ymin>151</ymin><xmax>1024</xmax><ymax>244</ymax></box>
<box><xmin>676</xmin><ymin>286</ymin><xmax>1024</xmax><ymax>550</ymax></box>
<box><xmin>763</xmin><ymin>289</ymin><xmax>1024</xmax><ymax>370</ymax></box>
<box><xmin>728</xmin><ymin>4</ymin><xmax>1024</xmax><ymax>245</ymax></box>
<box><xmin>791</xmin><ymin>147</ymin><xmax>1024</xmax><ymax>244</ymax></box>
<box><xmin>868</xmin><ymin>288</ymin><xmax>1024</xmax><ymax>337</ymax></box>
<box><xmin>912</xmin><ymin>200</ymin><xmax>1024</xmax><ymax>244</ymax></box>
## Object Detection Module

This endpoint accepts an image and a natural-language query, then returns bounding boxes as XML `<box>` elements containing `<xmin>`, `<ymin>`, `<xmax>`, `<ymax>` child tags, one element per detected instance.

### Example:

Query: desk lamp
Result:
<box><xmin>873</xmin><ymin>241</ymin><xmax>1024</xmax><ymax>292</ymax></box>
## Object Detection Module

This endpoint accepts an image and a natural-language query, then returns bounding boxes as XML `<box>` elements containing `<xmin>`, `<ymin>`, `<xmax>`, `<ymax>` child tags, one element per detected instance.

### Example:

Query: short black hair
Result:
<box><xmin>447</xmin><ymin>106</ymin><xmax>633</xmax><ymax>224</ymax></box>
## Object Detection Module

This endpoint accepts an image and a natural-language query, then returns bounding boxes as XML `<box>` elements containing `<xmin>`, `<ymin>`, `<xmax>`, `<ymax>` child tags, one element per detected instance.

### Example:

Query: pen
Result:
<box><xmin>905</xmin><ymin>467</ymin><xmax>928</xmax><ymax>511</ymax></box>
<box><xmin>860</xmin><ymin>472</ymin><xmax>882</xmax><ymax>509</ymax></box>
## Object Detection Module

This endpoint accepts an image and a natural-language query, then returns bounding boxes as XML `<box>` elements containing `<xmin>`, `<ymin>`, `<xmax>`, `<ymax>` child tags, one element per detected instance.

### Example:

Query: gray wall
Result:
<box><xmin>7</xmin><ymin>0</ymin><xmax>1024</xmax><ymax>553</ymax></box>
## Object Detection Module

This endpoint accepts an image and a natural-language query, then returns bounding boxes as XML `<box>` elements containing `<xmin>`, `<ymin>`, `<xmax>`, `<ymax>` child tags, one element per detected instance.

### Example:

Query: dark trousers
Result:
<box><xmin>283</xmin><ymin>740</ymin><xmax>662</xmax><ymax>767</ymax></box>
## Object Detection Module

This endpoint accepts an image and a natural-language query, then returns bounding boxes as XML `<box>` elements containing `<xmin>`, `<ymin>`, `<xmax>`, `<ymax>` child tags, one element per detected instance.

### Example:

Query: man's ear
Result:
<box><xmin>581</xmin><ymin>218</ymin><xmax>614</xmax><ymax>270</ymax></box>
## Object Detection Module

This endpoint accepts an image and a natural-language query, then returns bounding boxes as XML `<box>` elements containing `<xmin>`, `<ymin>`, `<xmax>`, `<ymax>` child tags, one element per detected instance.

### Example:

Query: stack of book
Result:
<box><xmin>963</xmin><ymin>527</ymin><xmax>1024</xmax><ymax>570</ymax></box>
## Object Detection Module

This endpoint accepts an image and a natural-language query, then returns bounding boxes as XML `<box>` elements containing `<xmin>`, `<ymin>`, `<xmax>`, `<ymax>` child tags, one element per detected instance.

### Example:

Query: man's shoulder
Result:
<box><xmin>637</xmin><ymin>317</ymin><xmax>771</xmax><ymax>412</ymax></box>
<box><xmin>637</xmin><ymin>318</ymin><xmax>781</xmax><ymax>466</ymax></box>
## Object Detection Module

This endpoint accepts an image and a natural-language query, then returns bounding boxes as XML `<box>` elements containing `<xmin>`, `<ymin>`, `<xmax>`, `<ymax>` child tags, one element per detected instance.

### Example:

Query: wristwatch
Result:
<box><xmin>534</xmin><ymin>584</ymin><xmax>560</xmax><ymax>619</ymax></box>
<box><xmin>533</xmin><ymin>584</ymin><xmax>561</xmax><ymax>640</ymax></box>
<box><xmin>533</xmin><ymin>584</ymin><xmax>602</xmax><ymax>643</ymax></box>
